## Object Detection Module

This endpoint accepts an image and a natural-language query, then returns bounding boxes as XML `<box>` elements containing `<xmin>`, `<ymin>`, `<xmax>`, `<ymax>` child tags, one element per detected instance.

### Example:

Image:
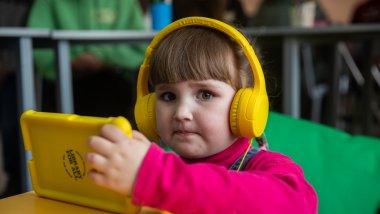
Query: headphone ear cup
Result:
<box><xmin>230</xmin><ymin>89</ymin><xmax>244</xmax><ymax>137</ymax></box>
<box><xmin>134</xmin><ymin>93</ymin><xmax>158</xmax><ymax>140</ymax></box>
<box><xmin>253</xmin><ymin>93</ymin><xmax>269</xmax><ymax>137</ymax></box>
<box><xmin>230</xmin><ymin>88</ymin><xmax>268</xmax><ymax>138</ymax></box>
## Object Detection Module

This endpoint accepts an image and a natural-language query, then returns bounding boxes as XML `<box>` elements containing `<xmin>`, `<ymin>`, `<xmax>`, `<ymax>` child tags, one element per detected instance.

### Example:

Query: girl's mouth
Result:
<box><xmin>174</xmin><ymin>130</ymin><xmax>195</xmax><ymax>136</ymax></box>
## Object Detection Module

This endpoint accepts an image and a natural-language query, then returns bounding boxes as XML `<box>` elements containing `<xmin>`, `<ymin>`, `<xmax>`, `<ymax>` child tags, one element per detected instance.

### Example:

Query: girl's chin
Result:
<box><xmin>171</xmin><ymin>145</ymin><xmax>208</xmax><ymax>159</ymax></box>
<box><xmin>178</xmin><ymin>152</ymin><xmax>205</xmax><ymax>159</ymax></box>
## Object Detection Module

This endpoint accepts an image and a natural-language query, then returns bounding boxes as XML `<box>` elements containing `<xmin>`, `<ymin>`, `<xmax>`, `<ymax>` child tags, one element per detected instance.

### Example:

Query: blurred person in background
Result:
<box><xmin>173</xmin><ymin>0</ymin><xmax>229</xmax><ymax>21</ymax></box>
<box><xmin>27</xmin><ymin>0</ymin><xmax>147</xmax><ymax>125</ymax></box>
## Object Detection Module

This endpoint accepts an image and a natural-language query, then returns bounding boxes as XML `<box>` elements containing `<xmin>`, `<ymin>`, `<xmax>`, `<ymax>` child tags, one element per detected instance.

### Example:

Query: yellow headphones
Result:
<box><xmin>134</xmin><ymin>17</ymin><xmax>269</xmax><ymax>140</ymax></box>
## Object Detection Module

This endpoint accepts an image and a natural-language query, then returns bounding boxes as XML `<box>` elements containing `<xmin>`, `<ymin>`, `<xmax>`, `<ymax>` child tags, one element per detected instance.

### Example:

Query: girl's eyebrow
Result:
<box><xmin>188</xmin><ymin>80</ymin><xmax>223</xmax><ymax>89</ymax></box>
<box><xmin>155</xmin><ymin>84</ymin><xmax>172</xmax><ymax>91</ymax></box>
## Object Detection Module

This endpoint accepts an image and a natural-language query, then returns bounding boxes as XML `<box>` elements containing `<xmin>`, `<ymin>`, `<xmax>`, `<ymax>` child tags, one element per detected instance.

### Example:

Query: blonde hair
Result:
<box><xmin>149</xmin><ymin>26</ymin><xmax>252</xmax><ymax>90</ymax></box>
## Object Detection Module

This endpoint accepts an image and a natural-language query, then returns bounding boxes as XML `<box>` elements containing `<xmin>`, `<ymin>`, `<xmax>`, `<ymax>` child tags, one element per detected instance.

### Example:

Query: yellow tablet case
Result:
<box><xmin>20</xmin><ymin>110</ymin><xmax>141</xmax><ymax>213</ymax></box>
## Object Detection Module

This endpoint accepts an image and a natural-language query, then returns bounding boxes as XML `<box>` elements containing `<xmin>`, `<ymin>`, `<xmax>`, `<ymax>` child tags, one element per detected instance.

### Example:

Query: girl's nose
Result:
<box><xmin>173</xmin><ymin>101</ymin><xmax>193</xmax><ymax>121</ymax></box>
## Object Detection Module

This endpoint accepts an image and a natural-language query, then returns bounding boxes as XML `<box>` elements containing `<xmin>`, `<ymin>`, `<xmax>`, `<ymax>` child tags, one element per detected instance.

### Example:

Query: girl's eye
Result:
<box><xmin>159</xmin><ymin>92</ymin><xmax>176</xmax><ymax>101</ymax></box>
<box><xmin>197</xmin><ymin>91</ymin><xmax>214</xmax><ymax>101</ymax></box>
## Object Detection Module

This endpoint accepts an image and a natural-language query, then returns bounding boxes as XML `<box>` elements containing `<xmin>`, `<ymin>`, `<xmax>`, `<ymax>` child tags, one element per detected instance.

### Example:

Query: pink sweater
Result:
<box><xmin>132</xmin><ymin>138</ymin><xmax>318</xmax><ymax>213</ymax></box>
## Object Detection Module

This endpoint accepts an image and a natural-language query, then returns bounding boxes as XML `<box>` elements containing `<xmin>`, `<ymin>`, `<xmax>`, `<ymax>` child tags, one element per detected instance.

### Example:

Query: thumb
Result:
<box><xmin>132</xmin><ymin>130</ymin><xmax>150</xmax><ymax>144</ymax></box>
<box><xmin>100</xmin><ymin>124</ymin><xmax>128</xmax><ymax>142</ymax></box>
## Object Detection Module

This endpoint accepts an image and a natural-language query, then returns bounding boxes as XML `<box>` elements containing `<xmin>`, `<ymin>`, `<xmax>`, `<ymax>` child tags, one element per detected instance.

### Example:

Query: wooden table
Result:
<box><xmin>0</xmin><ymin>191</ymin><xmax>168</xmax><ymax>214</ymax></box>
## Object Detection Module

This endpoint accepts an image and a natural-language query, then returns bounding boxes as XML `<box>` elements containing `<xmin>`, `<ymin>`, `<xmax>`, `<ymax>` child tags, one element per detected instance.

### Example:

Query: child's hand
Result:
<box><xmin>85</xmin><ymin>124</ymin><xmax>151</xmax><ymax>196</ymax></box>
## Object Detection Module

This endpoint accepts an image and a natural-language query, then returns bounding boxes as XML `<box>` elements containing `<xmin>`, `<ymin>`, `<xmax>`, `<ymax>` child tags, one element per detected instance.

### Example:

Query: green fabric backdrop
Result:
<box><xmin>266</xmin><ymin>112</ymin><xmax>380</xmax><ymax>214</ymax></box>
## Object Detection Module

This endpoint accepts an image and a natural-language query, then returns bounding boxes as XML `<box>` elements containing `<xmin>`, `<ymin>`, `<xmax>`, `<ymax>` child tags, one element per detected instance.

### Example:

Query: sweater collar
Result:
<box><xmin>182</xmin><ymin>137</ymin><xmax>251</xmax><ymax>168</ymax></box>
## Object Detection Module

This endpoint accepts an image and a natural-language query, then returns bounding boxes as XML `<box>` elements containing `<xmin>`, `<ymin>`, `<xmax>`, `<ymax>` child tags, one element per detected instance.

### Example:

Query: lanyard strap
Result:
<box><xmin>229</xmin><ymin>147</ymin><xmax>261</xmax><ymax>171</ymax></box>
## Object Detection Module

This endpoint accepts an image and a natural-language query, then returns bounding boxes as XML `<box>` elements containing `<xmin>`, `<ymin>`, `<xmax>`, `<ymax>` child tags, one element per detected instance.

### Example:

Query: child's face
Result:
<box><xmin>155</xmin><ymin>79</ymin><xmax>238</xmax><ymax>159</ymax></box>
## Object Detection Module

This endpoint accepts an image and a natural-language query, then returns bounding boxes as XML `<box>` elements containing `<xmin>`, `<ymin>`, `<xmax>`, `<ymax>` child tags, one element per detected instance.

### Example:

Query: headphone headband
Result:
<box><xmin>137</xmin><ymin>16</ymin><xmax>266</xmax><ymax>99</ymax></box>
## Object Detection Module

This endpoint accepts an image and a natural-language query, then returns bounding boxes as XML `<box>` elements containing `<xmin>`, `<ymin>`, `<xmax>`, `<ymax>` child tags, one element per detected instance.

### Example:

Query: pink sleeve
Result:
<box><xmin>132</xmin><ymin>144</ymin><xmax>318</xmax><ymax>214</ymax></box>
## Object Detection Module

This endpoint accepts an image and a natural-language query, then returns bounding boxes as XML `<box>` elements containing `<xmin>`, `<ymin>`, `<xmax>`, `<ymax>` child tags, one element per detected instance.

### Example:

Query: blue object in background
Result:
<box><xmin>150</xmin><ymin>2</ymin><xmax>173</xmax><ymax>31</ymax></box>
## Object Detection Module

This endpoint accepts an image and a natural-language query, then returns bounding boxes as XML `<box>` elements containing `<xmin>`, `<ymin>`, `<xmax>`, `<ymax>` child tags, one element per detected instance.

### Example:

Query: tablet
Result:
<box><xmin>20</xmin><ymin>110</ymin><xmax>141</xmax><ymax>213</ymax></box>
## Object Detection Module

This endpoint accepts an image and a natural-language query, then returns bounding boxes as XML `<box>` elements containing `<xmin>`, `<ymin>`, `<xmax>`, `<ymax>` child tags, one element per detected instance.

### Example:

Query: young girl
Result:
<box><xmin>85</xmin><ymin>17</ymin><xmax>318</xmax><ymax>213</ymax></box>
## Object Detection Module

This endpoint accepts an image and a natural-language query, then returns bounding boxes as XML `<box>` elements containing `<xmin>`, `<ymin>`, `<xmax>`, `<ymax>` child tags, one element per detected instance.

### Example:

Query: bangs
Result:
<box><xmin>149</xmin><ymin>26</ymin><xmax>244</xmax><ymax>89</ymax></box>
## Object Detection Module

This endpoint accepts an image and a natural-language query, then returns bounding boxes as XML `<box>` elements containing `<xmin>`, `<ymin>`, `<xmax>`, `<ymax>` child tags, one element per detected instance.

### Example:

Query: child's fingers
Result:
<box><xmin>88</xmin><ymin>135</ymin><xmax>115</xmax><ymax>157</ymax></box>
<box><xmin>85</xmin><ymin>152</ymin><xmax>108</xmax><ymax>173</ymax></box>
<box><xmin>87</xmin><ymin>169</ymin><xmax>107</xmax><ymax>187</ymax></box>
<box><xmin>100</xmin><ymin>124</ymin><xmax>129</xmax><ymax>143</ymax></box>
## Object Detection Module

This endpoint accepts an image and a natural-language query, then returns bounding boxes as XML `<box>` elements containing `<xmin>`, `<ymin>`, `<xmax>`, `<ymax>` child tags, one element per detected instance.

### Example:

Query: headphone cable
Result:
<box><xmin>236</xmin><ymin>133</ymin><xmax>268</xmax><ymax>171</ymax></box>
<box><xmin>236</xmin><ymin>138</ymin><xmax>254</xmax><ymax>171</ymax></box>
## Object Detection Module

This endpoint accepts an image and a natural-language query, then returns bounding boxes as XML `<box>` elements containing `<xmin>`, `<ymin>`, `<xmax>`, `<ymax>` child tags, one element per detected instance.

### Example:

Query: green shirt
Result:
<box><xmin>27</xmin><ymin>0</ymin><xmax>147</xmax><ymax>81</ymax></box>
